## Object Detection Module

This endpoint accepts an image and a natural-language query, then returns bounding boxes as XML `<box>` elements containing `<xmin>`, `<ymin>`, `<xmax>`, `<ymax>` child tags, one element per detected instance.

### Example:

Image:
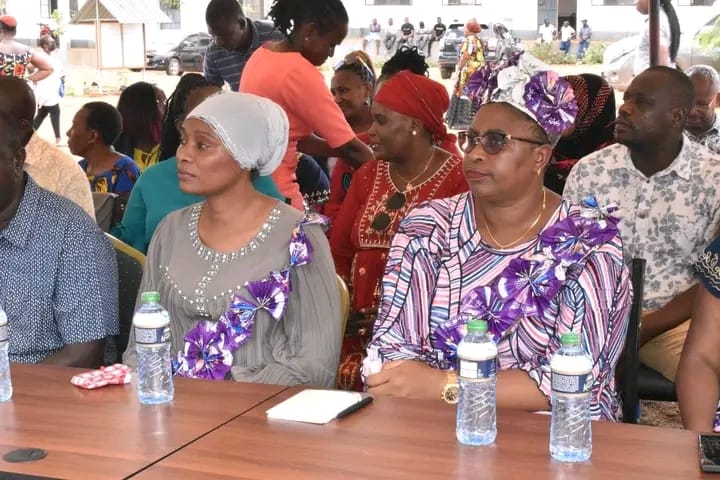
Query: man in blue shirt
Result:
<box><xmin>0</xmin><ymin>107</ymin><xmax>118</xmax><ymax>367</ymax></box>
<box><xmin>203</xmin><ymin>0</ymin><xmax>284</xmax><ymax>91</ymax></box>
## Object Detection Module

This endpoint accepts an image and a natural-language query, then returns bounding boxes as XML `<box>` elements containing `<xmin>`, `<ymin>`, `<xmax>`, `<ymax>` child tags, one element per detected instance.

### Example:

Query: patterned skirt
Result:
<box><xmin>336</xmin><ymin>313</ymin><xmax>376</xmax><ymax>391</ymax></box>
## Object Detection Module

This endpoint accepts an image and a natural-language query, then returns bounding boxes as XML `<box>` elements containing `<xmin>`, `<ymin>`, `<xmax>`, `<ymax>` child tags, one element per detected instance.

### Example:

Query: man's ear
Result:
<box><xmin>13</xmin><ymin>146</ymin><xmax>26</xmax><ymax>177</ymax></box>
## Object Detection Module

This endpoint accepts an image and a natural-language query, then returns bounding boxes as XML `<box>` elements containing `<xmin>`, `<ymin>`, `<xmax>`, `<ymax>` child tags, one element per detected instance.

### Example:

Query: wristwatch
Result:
<box><xmin>441</xmin><ymin>371</ymin><xmax>459</xmax><ymax>404</ymax></box>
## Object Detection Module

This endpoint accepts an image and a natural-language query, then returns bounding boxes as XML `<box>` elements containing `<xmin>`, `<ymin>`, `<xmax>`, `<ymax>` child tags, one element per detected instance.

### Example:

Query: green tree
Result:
<box><xmin>697</xmin><ymin>17</ymin><xmax>720</xmax><ymax>50</ymax></box>
<box><xmin>161</xmin><ymin>0</ymin><xmax>181</xmax><ymax>9</ymax></box>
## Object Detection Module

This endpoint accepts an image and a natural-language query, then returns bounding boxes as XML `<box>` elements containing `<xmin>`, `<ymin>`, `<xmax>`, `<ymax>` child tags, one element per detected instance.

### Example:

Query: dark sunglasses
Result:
<box><xmin>458</xmin><ymin>130</ymin><xmax>548</xmax><ymax>155</ymax></box>
<box><xmin>370</xmin><ymin>192</ymin><xmax>406</xmax><ymax>232</ymax></box>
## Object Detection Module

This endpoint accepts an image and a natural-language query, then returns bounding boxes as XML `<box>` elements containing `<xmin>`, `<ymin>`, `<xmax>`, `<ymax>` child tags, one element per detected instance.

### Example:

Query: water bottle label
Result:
<box><xmin>0</xmin><ymin>323</ymin><xmax>6</xmax><ymax>342</ymax></box>
<box><xmin>552</xmin><ymin>372</ymin><xmax>592</xmax><ymax>395</ymax></box>
<box><xmin>459</xmin><ymin>358</ymin><xmax>496</xmax><ymax>380</ymax></box>
<box><xmin>135</xmin><ymin>326</ymin><xmax>170</xmax><ymax>345</ymax></box>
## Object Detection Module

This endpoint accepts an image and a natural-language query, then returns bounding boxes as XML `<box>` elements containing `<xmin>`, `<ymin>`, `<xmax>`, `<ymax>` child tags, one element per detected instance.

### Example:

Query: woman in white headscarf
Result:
<box><xmin>124</xmin><ymin>92</ymin><xmax>342</xmax><ymax>388</ymax></box>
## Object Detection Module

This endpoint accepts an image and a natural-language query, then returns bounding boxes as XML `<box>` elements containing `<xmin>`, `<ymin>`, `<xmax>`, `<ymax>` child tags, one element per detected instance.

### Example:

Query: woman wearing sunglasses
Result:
<box><xmin>362</xmin><ymin>56</ymin><xmax>632</xmax><ymax>422</ymax></box>
<box><xmin>330</xmin><ymin>70</ymin><xmax>468</xmax><ymax>391</ymax></box>
<box><xmin>324</xmin><ymin>51</ymin><xmax>376</xmax><ymax>222</ymax></box>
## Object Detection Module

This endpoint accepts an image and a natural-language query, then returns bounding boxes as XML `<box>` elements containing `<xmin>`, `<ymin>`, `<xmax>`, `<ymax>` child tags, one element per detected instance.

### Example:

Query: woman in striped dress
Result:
<box><xmin>363</xmin><ymin>56</ymin><xmax>632</xmax><ymax>421</ymax></box>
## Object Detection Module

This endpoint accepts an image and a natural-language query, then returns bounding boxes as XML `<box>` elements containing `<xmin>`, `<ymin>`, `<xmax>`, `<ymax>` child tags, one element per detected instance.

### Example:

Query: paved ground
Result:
<box><xmin>35</xmin><ymin>62</ymin><xmax>606</xmax><ymax>157</ymax></box>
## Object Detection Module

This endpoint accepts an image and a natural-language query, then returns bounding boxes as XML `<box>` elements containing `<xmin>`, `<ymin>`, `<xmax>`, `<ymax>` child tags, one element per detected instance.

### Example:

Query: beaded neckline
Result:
<box><xmin>188</xmin><ymin>203</ymin><xmax>282</xmax><ymax>264</ymax></box>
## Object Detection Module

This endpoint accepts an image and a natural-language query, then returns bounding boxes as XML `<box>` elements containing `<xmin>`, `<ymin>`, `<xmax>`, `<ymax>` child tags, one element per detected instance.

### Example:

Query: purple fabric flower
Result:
<box><xmin>289</xmin><ymin>227</ymin><xmax>314</xmax><ymax>268</ymax></box>
<box><xmin>245</xmin><ymin>277</ymin><xmax>288</xmax><ymax>321</ymax></box>
<box><xmin>432</xmin><ymin>316</ymin><xmax>470</xmax><ymax>369</ymax></box>
<box><xmin>175</xmin><ymin>321</ymin><xmax>234</xmax><ymax>380</ymax></box>
<box><xmin>496</xmin><ymin>258</ymin><xmax>563</xmax><ymax>318</ymax></box>
<box><xmin>540</xmin><ymin>216</ymin><xmax>619</xmax><ymax>262</ymax></box>
<box><xmin>581</xmin><ymin>196</ymin><xmax>620</xmax><ymax>225</ymax></box>
<box><xmin>523</xmin><ymin>71</ymin><xmax>578</xmax><ymax>135</ymax></box>
<box><xmin>300</xmin><ymin>212</ymin><xmax>330</xmax><ymax>230</ymax></box>
<box><xmin>466</xmin><ymin>64</ymin><xmax>496</xmax><ymax>109</ymax></box>
<box><xmin>229</xmin><ymin>295</ymin><xmax>257</xmax><ymax>323</ymax></box>
<box><xmin>460</xmin><ymin>286</ymin><xmax>515</xmax><ymax>339</ymax></box>
<box><xmin>220</xmin><ymin>311</ymin><xmax>255</xmax><ymax>349</ymax></box>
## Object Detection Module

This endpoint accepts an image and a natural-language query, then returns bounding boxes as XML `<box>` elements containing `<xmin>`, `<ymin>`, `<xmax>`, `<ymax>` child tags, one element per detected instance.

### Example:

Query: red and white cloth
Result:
<box><xmin>70</xmin><ymin>364</ymin><xmax>133</xmax><ymax>390</ymax></box>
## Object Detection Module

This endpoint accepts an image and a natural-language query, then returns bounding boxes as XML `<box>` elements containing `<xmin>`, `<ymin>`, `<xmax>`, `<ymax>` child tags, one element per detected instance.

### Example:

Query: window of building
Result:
<box><xmin>365</xmin><ymin>0</ymin><xmax>412</xmax><ymax>5</ymax></box>
<box><xmin>39</xmin><ymin>0</ymin><xmax>59</xmax><ymax>18</ymax></box>
<box><xmin>590</xmin><ymin>0</ymin><xmax>635</xmax><ymax>5</ymax></box>
<box><xmin>442</xmin><ymin>0</ymin><xmax>482</xmax><ymax>5</ymax></box>
<box><xmin>678</xmin><ymin>0</ymin><xmax>715</xmax><ymax>5</ymax></box>
<box><xmin>69</xmin><ymin>0</ymin><xmax>78</xmax><ymax>19</ymax></box>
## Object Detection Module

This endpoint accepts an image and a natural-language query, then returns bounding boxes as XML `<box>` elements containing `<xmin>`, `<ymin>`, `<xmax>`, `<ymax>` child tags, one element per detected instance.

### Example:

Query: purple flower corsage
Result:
<box><xmin>174</xmin><ymin>214</ymin><xmax>325</xmax><ymax>380</ymax></box>
<box><xmin>523</xmin><ymin>71</ymin><xmax>578</xmax><ymax>135</ymax></box>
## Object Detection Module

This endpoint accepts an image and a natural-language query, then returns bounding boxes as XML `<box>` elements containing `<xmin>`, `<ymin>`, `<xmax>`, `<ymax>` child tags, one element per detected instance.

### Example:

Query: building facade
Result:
<box><xmin>3</xmin><ymin>0</ymin><xmax>719</xmax><ymax>46</ymax></box>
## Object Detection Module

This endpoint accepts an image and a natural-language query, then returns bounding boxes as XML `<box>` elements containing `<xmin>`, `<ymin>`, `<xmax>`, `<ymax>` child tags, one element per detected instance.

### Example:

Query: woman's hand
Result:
<box><xmin>365</xmin><ymin>360</ymin><xmax>446</xmax><ymax>400</ymax></box>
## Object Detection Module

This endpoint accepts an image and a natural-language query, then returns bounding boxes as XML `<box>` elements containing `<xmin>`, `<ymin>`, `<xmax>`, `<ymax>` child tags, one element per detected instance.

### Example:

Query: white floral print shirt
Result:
<box><xmin>564</xmin><ymin>138</ymin><xmax>720</xmax><ymax>310</ymax></box>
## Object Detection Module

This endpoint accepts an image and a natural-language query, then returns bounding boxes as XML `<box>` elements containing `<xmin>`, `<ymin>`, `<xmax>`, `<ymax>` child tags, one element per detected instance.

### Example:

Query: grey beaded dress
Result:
<box><xmin>123</xmin><ymin>201</ymin><xmax>342</xmax><ymax>387</ymax></box>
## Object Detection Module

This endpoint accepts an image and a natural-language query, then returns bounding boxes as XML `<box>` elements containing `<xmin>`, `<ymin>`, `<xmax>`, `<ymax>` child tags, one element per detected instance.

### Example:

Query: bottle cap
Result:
<box><xmin>561</xmin><ymin>332</ymin><xmax>580</xmax><ymax>346</ymax></box>
<box><xmin>141</xmin><ymin>292</ymin><xmax>161</xmax><ymax>304</ymax></box>
<box><xmin>467</xmin><ymin>319</ymin><xmax>488</xmax><ymax>333</ymax></box>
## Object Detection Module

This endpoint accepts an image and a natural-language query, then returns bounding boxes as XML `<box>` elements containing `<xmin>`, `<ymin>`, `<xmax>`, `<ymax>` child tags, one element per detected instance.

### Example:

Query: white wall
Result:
<box><xmin>577</xmin><ymin>0</ymin><xmax>720</xmax><ymax>39</ymax></box>
<box><xmin>342</xmin><ymin>0</ymin><xmax>538</xmax><ymax>33</ymax></box>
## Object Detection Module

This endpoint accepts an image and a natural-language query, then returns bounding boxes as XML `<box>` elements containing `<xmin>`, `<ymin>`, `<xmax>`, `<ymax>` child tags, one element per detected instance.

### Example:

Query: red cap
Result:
<box><xmin>0</xmin><ymin>15</ymin><xmax>17</xmax><ymax>28</ymax></box>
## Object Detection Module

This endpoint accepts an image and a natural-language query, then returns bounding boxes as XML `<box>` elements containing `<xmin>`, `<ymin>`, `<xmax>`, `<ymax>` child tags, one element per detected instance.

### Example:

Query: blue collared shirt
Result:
<box><xmin>0</xmin><ymin>176</ymin><xmax>119</xmax><ymax>363</ymax></box>
<box><xmin>204</xmin><ymin>20</ymin><xmax>284</xmax><ymax>91</ymax></box>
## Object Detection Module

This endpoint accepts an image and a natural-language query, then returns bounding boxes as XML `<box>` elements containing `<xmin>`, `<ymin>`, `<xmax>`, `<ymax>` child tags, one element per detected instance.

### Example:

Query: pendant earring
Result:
<box><xmin>412</xmin><ymin>130</ymin><xmax>417</xmax><ymax>136</ymax></box>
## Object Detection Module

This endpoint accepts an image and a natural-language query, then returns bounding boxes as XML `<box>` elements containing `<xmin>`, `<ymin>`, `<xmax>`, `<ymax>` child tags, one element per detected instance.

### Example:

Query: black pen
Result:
<box><xmin>336</xmin><ymin>395</ymin><xmax>374</xmax><ymax>419</ymax></box>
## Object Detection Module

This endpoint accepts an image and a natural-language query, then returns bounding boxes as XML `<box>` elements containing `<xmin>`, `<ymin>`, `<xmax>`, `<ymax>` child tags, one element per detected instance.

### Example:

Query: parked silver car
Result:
<box><xmin>602</xmin><ymin>13</ymin><xmax>720</xmax><ymax>91</ymax></box>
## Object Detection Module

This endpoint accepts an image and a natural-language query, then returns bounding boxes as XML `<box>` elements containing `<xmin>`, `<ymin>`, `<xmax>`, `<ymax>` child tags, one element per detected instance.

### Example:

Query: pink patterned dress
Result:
<box><xmin>367</xmin><ymin>192</ymin><xmax>632</xmax><ymax>421</ymax></box>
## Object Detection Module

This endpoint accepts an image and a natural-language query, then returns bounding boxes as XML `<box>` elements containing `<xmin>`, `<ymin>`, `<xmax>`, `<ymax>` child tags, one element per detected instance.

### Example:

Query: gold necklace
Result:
<box><xmin>482</xmin><ymin>189</ymin><xmax>547</xmax><ymax>249</ymax></box>
<box><xmin>392</xmin><ymin>147</ymin><xmax>435</xmax><ymax>192</ymax></box>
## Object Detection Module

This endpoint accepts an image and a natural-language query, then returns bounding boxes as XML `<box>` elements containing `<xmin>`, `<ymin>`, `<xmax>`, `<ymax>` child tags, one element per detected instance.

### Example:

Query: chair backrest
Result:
<box><xmin>336</xmin><ymin>274</ymin><xmax>350</xmax><ymax>341</ymax></box>
<box><xmin>617</xmin><ymin>257</ymin><xmax>646</xmax><ymax>424</ymax></box>
<box><xmin>106</xmin><ymin>233</ymin><xmax>145</xmax><ymax>363</ymax></box>
<box><xmin>92</xmin><ymin>192</ymin><xmax>128</xmax><ymax>233</ymax></box>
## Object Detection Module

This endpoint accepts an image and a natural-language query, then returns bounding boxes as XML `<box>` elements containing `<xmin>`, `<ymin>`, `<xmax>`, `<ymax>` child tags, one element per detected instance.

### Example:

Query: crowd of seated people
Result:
<box><xmin>7</xmin><ymin>0</ymin><xmax>720</xmax><ymax>435</ymax></box>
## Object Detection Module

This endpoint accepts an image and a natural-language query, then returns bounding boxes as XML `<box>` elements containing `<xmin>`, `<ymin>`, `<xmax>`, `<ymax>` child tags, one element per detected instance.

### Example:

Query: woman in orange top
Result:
<box><xmin>329</xmin><ymin>71</ymin><xmax>469</xmax><ymax>390</ymax></box>
<box><xmin>325</xmin><ymin>50</ymin><xmax>376</xmax><ymax>222</ymax></box>
<box><xmin>240</xmin><ymin>0</ymin><xmax>373</xmax><ymax>209</ymax></box>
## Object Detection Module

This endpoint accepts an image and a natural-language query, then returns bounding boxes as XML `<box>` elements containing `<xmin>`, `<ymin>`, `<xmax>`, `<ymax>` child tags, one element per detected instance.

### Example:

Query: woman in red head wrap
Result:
<box><xmin>329</xmin><ymin>70</ymin><xmax>468</xmax><ymax>391</ymax></box>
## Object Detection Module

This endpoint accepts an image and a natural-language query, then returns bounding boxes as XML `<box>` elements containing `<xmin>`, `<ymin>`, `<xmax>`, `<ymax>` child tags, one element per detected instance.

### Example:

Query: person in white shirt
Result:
<box><xmin>559</xmin><ymin>20</ymin><xmax>575</xmax><ymax>55</ymax></box>
<box><xmin>384</xmin><ymin>18</ymin><xmax>398</xmax><ymax>53</ymax></box>
<box><xmin>633</xmin><ymin>0</ymin><xmax>680</xmax><ymax>76</ymax></box>
<box><xmin>538</xmin><ymin>19</ymin><xmax>555</xmax><ymax>44</ymax></box>
<box><xmin>564</xmin><ymin>67</ymin><xmax>720</xmax><ymax>383</ymax></box>
<box><xmin>32</xmin><ymin>35</ymin><xmax>64</xmax><ymax>146</ymax></box>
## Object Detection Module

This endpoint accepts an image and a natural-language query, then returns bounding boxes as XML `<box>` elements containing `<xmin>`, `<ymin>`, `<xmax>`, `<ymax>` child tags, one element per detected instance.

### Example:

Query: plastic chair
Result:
<box><xmin>337</xmin><ymin>274</ymin><xmax>350</xmax><ymax>340</ymax></box>
<box><xmin>106</xmin><ymin>233</ymin><xmax>145</xmax><ymax>363</ymax></box>
<box><xmin>617</xmin><ymin>258</ymin><xmax>645</xmax><ymax>424</ymax></box>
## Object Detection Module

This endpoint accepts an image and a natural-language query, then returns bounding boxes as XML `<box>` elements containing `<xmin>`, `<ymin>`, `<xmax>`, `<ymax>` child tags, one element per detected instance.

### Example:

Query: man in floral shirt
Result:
<box><xmin>564</xmin><ymin>66</ymin><xmax>720</xmax><ymax>383</ymax></box>
<box><xmin>685</xmin><ymin>64</ymin><xmax>720</xmax><ymax>155</ymax></box>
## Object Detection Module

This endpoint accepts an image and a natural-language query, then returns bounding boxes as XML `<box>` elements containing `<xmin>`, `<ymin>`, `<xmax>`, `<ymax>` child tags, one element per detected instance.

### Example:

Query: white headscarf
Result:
<box><xmin>186</xmin><ymin>92</ymin><xmax>289</xmax><ymax>176</ymax></box>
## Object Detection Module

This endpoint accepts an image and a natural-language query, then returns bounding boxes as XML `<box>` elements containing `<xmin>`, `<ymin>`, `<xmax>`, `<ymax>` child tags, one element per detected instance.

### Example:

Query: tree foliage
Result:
<box><xmin>697</xmin><ymin>17</ymin><xmax>720</xmax><ymax>50</ymax></box>
<box><xmin>161</xmin><ymin>0</ymin><xmax>181</xmax><ymax>9</ymax></box>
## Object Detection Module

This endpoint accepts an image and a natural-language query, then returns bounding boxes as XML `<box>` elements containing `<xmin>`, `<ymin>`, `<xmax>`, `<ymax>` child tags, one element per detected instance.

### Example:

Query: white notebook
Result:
<box><xmin>266</xmin><ymin>389</ymin><xmax>372</xmax><ymax>425</ymax></box>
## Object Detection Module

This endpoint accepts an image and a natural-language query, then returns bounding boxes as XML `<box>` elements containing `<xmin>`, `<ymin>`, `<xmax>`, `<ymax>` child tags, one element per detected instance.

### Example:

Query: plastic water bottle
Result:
<box><xmin>456</xmin><ymin>319</ymin><xmax>498</xmax><ymax>446</ymax></box>
<box><xmin>550</xmin><ymin>332</ymin><xmax>593</xmax><ymax>462</ymax></box>
<box><xmin>0</xmin><ymin>307</ymin><xmax>12</xmax><ymax>402</ymax></box>
<box><xmin>134</xmin><ymin>292</ymin><xmax>173</xmax><ymax>405</ymax></box>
